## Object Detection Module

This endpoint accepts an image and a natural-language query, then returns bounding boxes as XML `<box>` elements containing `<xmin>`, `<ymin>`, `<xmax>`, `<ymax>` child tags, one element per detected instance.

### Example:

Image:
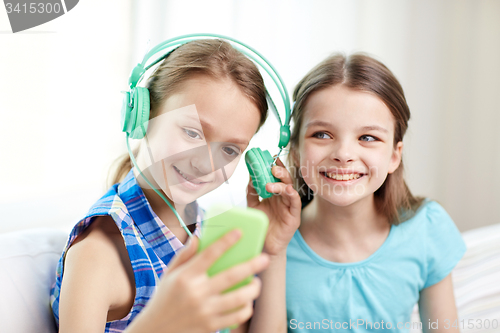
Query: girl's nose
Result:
<box><xmin>190</xmin><ymin>144</ymin><xmax>215</xmax><ymax>175</ymax></box>
<box><xmin>330</xmin><ymin>140</ymin><xmax>354</xmax><ymax>164</ymax></box>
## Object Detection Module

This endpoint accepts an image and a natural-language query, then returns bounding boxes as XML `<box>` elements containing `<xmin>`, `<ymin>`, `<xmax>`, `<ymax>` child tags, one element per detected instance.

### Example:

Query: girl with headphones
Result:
<box><xmin>50</xmin><ymin>36</ymin><xmax>301</xmax><ymax>333</ymax></box>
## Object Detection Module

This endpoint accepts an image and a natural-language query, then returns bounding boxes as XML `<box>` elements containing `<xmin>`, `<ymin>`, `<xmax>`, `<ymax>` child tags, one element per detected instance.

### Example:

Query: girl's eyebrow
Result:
<box><xmin>361</xmin><ymin>125</ymin><xmax>389</xmax><ymax>133</ymax></box>
<box><xmin>199</xmin><ymin>119</ymin><xmax>248</xmax><ymax>145</ymax></box>
<box><xmin>306</xmin><ymin>120</ymin><xmax>388</xmax><ymax>133</ymax></box>
<box><xmin>305</xmin><ymin>120</ymin><xmax>332</xmax><ymax>128</ymax></box>
<box><xmin>186</xmin><ymin>114</ymin><xmax>249</xmax><ymax>146</ymax></box>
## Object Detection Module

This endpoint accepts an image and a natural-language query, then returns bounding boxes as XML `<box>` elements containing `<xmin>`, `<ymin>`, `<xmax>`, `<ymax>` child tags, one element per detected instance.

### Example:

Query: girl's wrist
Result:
<box><xmin>266</xmin><ymin>249</ymin><xmax>287</xmax><ymax>263</ymax></box>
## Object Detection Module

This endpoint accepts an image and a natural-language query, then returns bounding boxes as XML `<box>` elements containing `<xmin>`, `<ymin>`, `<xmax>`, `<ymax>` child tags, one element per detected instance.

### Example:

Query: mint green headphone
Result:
<box><xmin>121</xmin><ymin>33</ymin><xmax>291</xmax><ymax>236</ymax></box>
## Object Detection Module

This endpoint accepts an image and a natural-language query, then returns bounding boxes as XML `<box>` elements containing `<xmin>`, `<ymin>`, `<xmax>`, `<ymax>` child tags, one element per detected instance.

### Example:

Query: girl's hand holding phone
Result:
<box><xmin>126</xmin><ymin>230</ymin><xmax>270</xmax><ymax>333</ymax></box>
<box><xmin>247</xmin><ymin>158</ymin><xmax>301</xmax><ymax>256</ymax></box>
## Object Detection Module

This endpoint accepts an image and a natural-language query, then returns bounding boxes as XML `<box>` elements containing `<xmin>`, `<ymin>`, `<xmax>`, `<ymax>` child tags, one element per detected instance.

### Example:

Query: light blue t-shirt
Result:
<box><xmin>286</xmin><ymin>199</ymin><xmax>466</xmax><ymax>332</ymax></box>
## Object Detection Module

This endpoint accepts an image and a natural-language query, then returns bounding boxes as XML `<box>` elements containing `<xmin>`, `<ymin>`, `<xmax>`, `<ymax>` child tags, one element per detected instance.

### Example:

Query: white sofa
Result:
<box><xmin>0</xmin><ymin>224</ymin><xmax>499</xmax><ymax>333</ymax></box>
<box><xmin>0</xmin><ymin>229</ymin><xmax>67</xmax><ymax>333</ymax></box>
<box><xmin>409</xmin><ymin>223</ymin><xmax>500</xmax><ymax>333</ymax></box>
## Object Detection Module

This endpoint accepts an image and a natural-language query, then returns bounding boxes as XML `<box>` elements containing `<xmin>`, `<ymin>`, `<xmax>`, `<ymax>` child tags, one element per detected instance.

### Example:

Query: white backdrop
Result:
<box><xmin>0</xmin><ymin>0</ymin><xmax>499</xmax><ymax>233</ymax></box>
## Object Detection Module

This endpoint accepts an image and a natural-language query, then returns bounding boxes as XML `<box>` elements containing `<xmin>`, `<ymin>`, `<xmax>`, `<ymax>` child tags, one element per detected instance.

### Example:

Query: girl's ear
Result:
<box><xmin>388</xmin><ymin>141</ymin><xmax>403</xmax><ymax>174</ymax></box>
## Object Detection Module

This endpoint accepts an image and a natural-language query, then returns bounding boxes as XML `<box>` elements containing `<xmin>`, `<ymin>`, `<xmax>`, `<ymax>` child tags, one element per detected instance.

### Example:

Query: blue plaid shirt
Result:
<box><xmin>50</xmin><ymin>169</ymin><xmax>208</xmax><ymax>332</ymax></box>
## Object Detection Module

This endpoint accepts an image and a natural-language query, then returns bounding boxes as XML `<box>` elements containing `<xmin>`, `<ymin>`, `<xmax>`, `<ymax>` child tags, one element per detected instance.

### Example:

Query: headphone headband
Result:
<box><xmin>126</xmin><ymin>33</ymin><xmax>291</xmax><ymax>148</ymax></box>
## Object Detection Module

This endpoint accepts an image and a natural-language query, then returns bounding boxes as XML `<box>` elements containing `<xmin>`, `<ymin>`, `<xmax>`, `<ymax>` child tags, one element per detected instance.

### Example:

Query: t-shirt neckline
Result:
<box><xmin>294</xmin><ymin>223</ymin><xmax>395</xmax><ymax>268</ymax></box>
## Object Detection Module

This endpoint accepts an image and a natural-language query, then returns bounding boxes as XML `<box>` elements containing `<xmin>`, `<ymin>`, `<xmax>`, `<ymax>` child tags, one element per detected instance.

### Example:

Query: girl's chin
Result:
<box><xmin>169</xmin><ymin>188</ymin><xmax>204</xmax><ymax>206</ymax></box>
<box><xmin>313</xmin><ymin>189</ymin><xmax>369</xmax><ymax>208</ymax></box>
<box><xmin>323</xmin><ymin>196</ymin><xmax>360</xmax><ymax>207</ymax></box>
<box><xmin>169</xmin><ymin>183</ymin><xmax>219</xmax><ymax>206</ymax></box>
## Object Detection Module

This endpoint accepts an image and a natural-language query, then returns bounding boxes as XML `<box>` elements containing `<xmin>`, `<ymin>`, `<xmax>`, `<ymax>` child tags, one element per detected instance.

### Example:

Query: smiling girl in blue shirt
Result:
<box><xmin>278</xmin><ymin>53</ymin><xmax>466</xmax><ymax>332</ymax></box>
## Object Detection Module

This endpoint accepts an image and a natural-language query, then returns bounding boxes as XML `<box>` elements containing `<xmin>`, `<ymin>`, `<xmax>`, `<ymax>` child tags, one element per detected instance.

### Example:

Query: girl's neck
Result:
<box><xmin>133</xmin><ymin>168</ymin><xmax>192</xmax><ymax>244</ymax></box>
<box><xmin>300</xmin><ymin>194</ymin><xmax>389</xmax><ymax>251</ymax></box>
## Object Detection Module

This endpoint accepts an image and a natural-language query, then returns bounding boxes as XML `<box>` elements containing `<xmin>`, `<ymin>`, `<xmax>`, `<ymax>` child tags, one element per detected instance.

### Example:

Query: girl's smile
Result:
<box><xmin>172</xmin><ymin>164</ymin><xmax>212</xmax><ymax>190</ymax></box>
<box><xmin>297</xmin><ymin>84</ymin><xmax>403</xmax><ymax>207</ymax></box>
<box><xmin>320</xmin><ymin>168</ymin><xmax>366</xmax><ymax>185</ymax></box>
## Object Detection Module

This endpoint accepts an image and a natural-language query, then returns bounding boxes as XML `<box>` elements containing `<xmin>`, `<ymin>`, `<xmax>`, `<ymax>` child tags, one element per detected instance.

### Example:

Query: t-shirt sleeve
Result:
<box><xmin>423</xmin><ymin>201</ymin><xmax>467</xmax><ymax>289</ymax></box>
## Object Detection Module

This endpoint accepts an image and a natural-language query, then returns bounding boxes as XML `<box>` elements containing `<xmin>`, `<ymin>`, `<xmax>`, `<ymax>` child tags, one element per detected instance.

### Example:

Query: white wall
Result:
<box><xmin>0</xmin><ymin>0</ymin><xmax>132</xmax><ymax>232</ymax></box>
<box><xmin>1</xmin><ymin>0</ymin><xmax>499</xmax><ymax>233</ymax></box>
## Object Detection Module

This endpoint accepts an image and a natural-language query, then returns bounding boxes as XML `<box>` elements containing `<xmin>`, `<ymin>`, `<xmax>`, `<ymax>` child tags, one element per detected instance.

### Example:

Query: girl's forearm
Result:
<box><xmin>248</xmin><ymin>251</ymin><xmax>288</xmax><ymax>333</ymax></box>
<box><xmin>124</xmin><ymin>308</ymin><xmax>170</xmax><ymax>333</ymax></box>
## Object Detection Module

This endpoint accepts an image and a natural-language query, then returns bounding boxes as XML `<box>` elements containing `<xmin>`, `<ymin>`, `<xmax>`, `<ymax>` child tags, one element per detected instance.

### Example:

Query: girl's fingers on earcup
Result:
<box><xmin>266</xmin><ymin>183</ymin><xmax>301</xmax><ymax>217</ymax></box>
<box><xmin>190</xmin><ymin>230</ymin><xmax>242</xmax><ymax>274</ymax></box>
<box><xmin>285</xmin><ymin>184</ymin><xmax>302</xmax><ymax>218</ymax></box>
<box><xmin>275</xmin><ymin>157</ymin><xmax>285</xmax><ymax>168</ymax></box>
<box><xmin>271</xmin><ymin>165</ymin><xmax>293</xmax><ymax>185</ymax></box>
<box><xmin>209</xmin><ymin>254</ymin><xmax>269</xmax><ymax>294</ymax></box>
<box><xmin>272</xmin><ymin>187</ymin><xmax>291</xmax><ymax>207</ymax></box>
<box><xmin>167</xmin><ymin>236</ymin><xmax>199</xmax><ymax>272</ymax></box>
<box><xmin>265</xmin><ymin>182</ymin><xmax>291</xmax><ymax>196</ymax></box>
<box><xmin>211</xmin><ymin>278</ymin><xmax>262</xmax><ymax>314</ymax></box>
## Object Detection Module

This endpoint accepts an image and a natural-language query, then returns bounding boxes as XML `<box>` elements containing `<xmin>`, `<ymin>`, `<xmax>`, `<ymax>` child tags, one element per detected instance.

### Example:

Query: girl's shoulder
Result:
<box><xmin>61</xmin><ymin>182</ymin><xmax>132</xmax><ymax>270</ymax></box>
<box><xmin>60</xmin><ymin>215</ymin><xmax>136</xmax><ymax>326</ymax></box>
<box><xmin>70</xmin><ymin>215</ymin><xmax>125</xmax><ymax>252</ymax></box>
<box><xmin>65</xmin><ymin>215</ymin><xmax>132</xmax><ymax>282</ymax></box>
<box><xmin>62</xmin><ymin>178</ymin><xmax>138</xmax><ymax>278</ymax></box>
<box><xmin>393</xmin><ymin>198</ymin><xmax>466</xmax><ymax>264</ymax></box>
<box><xmin>394</xmin><ymin>198</ymin><xmax>467</xmax><ymax>288</ymax></box>
<box><xmin>398</xmin><ymin>198</ymin><xmax>458</xmax><ymax>233</ymax></box>
<box><xmin>51</xmin><ymin>180</ymin><xmax>137</xmax><ymax>324</ymax></box>
<box><xmin>85</xmin><ymin>183</ymin><xmax>134</xmax><ymax>228</ymax></box>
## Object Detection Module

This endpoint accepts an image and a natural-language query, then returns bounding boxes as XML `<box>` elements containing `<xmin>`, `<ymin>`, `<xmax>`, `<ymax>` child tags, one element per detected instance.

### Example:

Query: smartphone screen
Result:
<box><xmin>197</xmin><ymin>205</ymin><xmax>269</xmax><ymax>292</ymax></box>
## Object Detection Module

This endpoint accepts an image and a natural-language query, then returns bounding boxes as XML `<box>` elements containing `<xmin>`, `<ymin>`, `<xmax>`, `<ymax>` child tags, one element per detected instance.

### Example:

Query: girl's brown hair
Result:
<box><xmin>108</xmin><ymin>39</ymin><xmax>269</xmax><ymax>186</ymax></box>
<box><xmin>289</xmin><ymin>53</ymin><xmax>424</xmax><ymax>225</ymax></box>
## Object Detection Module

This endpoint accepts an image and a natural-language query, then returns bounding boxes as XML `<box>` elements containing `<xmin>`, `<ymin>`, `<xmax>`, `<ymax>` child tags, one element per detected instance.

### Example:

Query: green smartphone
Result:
<box><xmin>197</xmin><ymin>204</ymin><xmax>269</xmax><ymax>293</ymax></box>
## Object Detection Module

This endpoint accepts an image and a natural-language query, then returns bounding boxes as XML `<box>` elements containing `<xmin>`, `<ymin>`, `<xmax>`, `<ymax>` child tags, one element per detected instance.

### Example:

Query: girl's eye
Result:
<box><xmin>183</xmin><ymin>128</ymin><xmax>202</xmax><ymax>140</ymax></box>
<box><xmin>360</xmin><ymin>135</ymin><xmax>378</xmax><ymax>142</ymax></box>
<box><xmin>222</xmin><ymin>146</ymin><xmax>240</xmax><ymax>157</ymax></box>
<box><xmin>312</xmin><ymin>132</ymin><xmax>331</xmax><ymax>139</ymax></box>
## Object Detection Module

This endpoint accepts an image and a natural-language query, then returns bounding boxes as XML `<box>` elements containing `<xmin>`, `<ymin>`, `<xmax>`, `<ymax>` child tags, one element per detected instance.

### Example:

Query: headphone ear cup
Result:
<box><xmin>245</xmin><ymin>148</ymin><xmax>279</xmax><ymax>199</ymax></box>
<box><xmin>120</xmin><ymin>91</ymin><xmax>133</xmax><ymax>134</ymax></box>
<box><xmin>130</xmin><ymin>87</ymin><xmax>150</xmax><ymax>140</ymax></box>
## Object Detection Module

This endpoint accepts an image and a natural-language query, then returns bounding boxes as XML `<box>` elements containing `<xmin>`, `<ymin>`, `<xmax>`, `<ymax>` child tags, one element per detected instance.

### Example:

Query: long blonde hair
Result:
<box><xmin>289</xmin><ymin>53</ymin><xmax>424</xmax><ymax>225</ymax></box>
<box><xmin>108</xmin><ymin>39</ymin><xmax>269</xmax><ymax>187</ymax></box>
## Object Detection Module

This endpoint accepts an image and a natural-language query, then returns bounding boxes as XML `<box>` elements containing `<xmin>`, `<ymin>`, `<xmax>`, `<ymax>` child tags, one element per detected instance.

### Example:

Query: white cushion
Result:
<box><xmin>453</xmin><ymin>223</ymin><xmax>500</xmax><ymax>332</ymax></box>
<box><xmin>0</xmin><ymin>229</ymin><xmax>67</xmax><ymax>333</ymax></box>
<box><xmin>410</xmin><ymin>223</ymin><xmax>500</xmax><ymax>333</ymax></box>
